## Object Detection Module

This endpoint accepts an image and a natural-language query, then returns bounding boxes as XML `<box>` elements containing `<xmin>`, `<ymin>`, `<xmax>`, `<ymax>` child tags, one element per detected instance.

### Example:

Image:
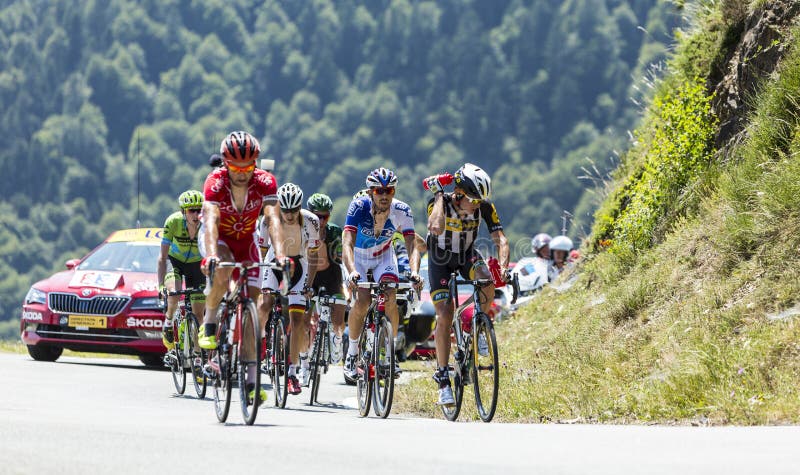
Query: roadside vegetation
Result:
<box><xmin>397</xmin><ymin>0</ymin><xmax>800</xmax><ymax>424</ymax></box>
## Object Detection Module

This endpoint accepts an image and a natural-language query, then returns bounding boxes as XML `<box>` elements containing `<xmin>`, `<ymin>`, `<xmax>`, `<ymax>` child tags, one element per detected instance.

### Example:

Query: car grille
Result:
<box><xmin>35</xmin><ymin>324</ymin><xmax>140</xmax><ymax>343</ymax></box>
<box><xmin>49</xmin><ymin>293</ymin><xmax>130</xmax><ymax>316</ymax></box>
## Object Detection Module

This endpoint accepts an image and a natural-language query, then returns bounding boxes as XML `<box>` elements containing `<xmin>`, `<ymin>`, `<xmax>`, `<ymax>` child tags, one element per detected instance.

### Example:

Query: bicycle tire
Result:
<box><xmin>471</xmin><ymin>313</ymin><xmax>499</xmax><ymax>422</ymax></box>
<box><xmin>213</xmin><ymin>309</ymin><xmax>233</xmax><ymax>423</ymax></box>
<box><xmin>308</xmin><ymin>321</ymin><xmax>325</xmax><ymax>405</ymax></box>
<box><xmin>169</xmin><ymin>319</ymin><xmax>186</xmax><ymax>395</ymax></box>
<box><xmin>372</xmin><ymin>317</ymin><xmax>395</xmax><ymax>418</ymax></box>
<box><xmin>272</xmin><ymin>319</ymin><xmax>289</xmax><ymax>408</ymax></box>
<box><xmin>238</xmin><ymin>300</ymin><xmax>261</xmax><ymax>425</ymax></box>
<box><xmin>186</xmin><ymin>313</ymin><xmax>207</xmax><ymax>399</ymax></box>
<box><xmin>356</xmin><ymin>323</ymin><xmax>372</xmax><ymax>417</ymax></box>
<box><xmin>442</xmin><ymin>318</ymin><xmax>464</xmax><ymax>421</ymax></box>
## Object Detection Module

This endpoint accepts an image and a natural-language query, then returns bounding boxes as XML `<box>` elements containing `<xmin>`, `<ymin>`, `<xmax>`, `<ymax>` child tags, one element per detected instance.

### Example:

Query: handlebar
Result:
<box><xmin>356</xmin><ymin>281</ymin><xmax>413</xmax><ymax>291</ymax></box>
<box><xmin>166</xmin><ymin>287</ymin><xmax>205</xmax><ymax>297</ymax></box>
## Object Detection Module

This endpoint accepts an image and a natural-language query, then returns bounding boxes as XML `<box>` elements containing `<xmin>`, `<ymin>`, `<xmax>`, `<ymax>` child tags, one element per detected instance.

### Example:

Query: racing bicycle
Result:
<box><xmin>441</xmin><ymin>272</ymin><xmax>518</xmax><ymax>422</ymax></box>
<box><xmin>162</xmin><ymin>287</ymin><xmax>207</xmax><ymax>399</ymax></box>
<box><xmin>307</xmin><ymin>288</ymin><xmax>348</xmax><ymax>405</ymax></box>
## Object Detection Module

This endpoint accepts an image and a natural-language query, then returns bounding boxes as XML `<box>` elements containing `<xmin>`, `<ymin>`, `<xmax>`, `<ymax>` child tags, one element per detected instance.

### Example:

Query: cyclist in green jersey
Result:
<box><xmin>157</xmin><ymin>190</ymin><xmax>206</xmax><ymax>349</ymax></box>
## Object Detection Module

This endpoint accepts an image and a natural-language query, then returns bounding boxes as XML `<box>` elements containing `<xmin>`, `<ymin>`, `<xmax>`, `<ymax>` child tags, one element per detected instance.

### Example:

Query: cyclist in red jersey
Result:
<box><xmin>198</xmin><ymin>131</ymin><xmax>279</xmax><ymax>402</ymax></box>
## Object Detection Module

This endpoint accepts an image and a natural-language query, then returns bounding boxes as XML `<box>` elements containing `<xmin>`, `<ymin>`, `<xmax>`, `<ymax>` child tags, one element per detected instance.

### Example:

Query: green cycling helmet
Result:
<box><xmin>178</xmin><ymin>190</ymin><xmax>204</xmax><ymax>210</ymax></box>
<box><xmin>307</xmin><ymin>193</ymin><xmax>333</xmax><ymax>212</ymax></box>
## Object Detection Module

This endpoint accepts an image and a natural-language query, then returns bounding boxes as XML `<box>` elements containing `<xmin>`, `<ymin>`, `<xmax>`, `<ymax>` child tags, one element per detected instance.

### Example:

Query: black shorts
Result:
<box><xmin>312</xmin><ymin>264</ymin><xmax>344</xmax><ymax>297</ymax></box>
<box><xmin>427</xmin><ymin>245</ymin><xmax>487</xmax><ymax>303</ymax></box>
<box><xmin>166</xmin><ymin>257</ymin><xmax>205</xmax><ymax>303</ymax></box>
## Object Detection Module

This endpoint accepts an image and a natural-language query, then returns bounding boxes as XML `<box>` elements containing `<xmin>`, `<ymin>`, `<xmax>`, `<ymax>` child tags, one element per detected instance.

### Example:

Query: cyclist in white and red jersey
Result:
<box><xmin>342</xmin><ymin>168</ymin><xmax>422</xmax><ymax>380</ymax></box>
<box><xmin>198</xmin><ymin>131</ymin><xmax>278</xmax><ymax>404</ymax></box>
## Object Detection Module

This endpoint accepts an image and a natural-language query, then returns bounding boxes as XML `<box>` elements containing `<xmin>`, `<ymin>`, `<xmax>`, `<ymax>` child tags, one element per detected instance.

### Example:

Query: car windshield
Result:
<box><xmin>77</xmin><ymin>241</ymin><xmax>159</xmax><ymax>273</ymax></box>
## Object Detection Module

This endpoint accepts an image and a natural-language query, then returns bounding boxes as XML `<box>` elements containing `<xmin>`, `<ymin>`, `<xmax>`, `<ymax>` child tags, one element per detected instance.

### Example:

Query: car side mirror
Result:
<box><xmin>65</xmin><ymin>259</ymin><xmax>80</xmax><ymax>270</ymax></box>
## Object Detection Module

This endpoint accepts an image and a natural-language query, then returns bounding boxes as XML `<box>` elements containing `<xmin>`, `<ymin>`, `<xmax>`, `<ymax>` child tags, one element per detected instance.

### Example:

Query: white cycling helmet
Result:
<box><xmin>454</xmin><ymin>163</ymin><xmax>491</xmax><ymax>201</ymax></box>
<box><xmin>277</xmin><ymin>183</ymin><xmax>303</xmax><ymax>210</ymax></box>
<box><xmin>550</xmin><ymin>235</ymin><xmax>574</xmax><ymax>253</ymax></box>
<box><xmin>531</xmin><ymin>233</ymin><xmax>552</xmax><ymax>254</ymax></box>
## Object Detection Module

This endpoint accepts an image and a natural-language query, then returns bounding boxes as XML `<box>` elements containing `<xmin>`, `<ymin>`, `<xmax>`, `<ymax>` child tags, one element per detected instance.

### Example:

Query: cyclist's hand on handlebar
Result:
<box><xmin>409</xmin><ymin>271</ymin><xmax>423</xmax><ymax>292</ymax></box>
<box><xmin>347</xmin><ymin>271</ymin><xmax>361</xmax><ymax>289</ymax></box>
<box><xmin>502</xmin><ymin>267</ymin><xmax>511</xmax><ymax>284</ymax></box>
<box><xmin>302</xmin><ymin>285</ymin><xmax>314</xmax><ymax>299</ymax></box>
<box><xmin>201</xmin><ymin>255</ymin><xmax>218</xmax><ymax>275</ymax></box>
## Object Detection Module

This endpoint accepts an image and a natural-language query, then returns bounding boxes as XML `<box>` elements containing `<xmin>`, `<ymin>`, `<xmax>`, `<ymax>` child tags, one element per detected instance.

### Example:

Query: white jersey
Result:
<box><xmin>259</xmin><ymin>209</ymin><xmax>321</xmax><ymax>261</ymax></box>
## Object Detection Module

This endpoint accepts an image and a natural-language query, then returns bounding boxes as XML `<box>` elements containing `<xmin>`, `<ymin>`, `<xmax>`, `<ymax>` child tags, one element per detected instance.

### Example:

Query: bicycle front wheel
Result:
<box><xmin>441</xmin><ymin>318</ymin><xmax>464</xmax><ymax>422</ymax></box>
<box><xmin>213</xmin><ymin>313</ymin><xmax>233</xmax><ymax>422</ymax></box>
<box><xmin>238</xmin><ymin>300</ymin><xmax>262</xmax><ymax>425</ymax></box>
<box><xmin>471</xmin><ymin>313</ymin><xmax>499</xmax><ymax>422</ymax></box>
<box><xmin>169</xmin><ymin>319</ymin><xmax>186</xmax><ymax>395</ymax></box>
<box><xmin>356</xmin><ymin>324</ymin><xmax>372</xmax><ymax>417</ymax></box>
<box><xmin>308</xmin><ymin>321</ymin><xmax>327</xmax><ymax>405</ymax></box>
<box><xmin>186</xmin><ymin>313</ymin><xmax>207</xmax><ymax>399</ymax></box>
<box><xmin>372</xmin><ymin>317</ymin><xmax>395</xmax><ymax>418</ymax></box>
<box><xmin>271</xmin><ymin>319</ymin><xmax>288</xmax><ymax>408</ymax></box>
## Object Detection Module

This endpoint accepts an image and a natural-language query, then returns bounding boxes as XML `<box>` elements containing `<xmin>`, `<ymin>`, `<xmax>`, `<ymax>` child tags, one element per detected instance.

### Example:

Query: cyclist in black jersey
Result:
<box><xmin>157</xmin><ymin>190</ymin><xmax>206</xmax><ymax>349</ymax></box>
<box><xmin>424</xmin><ymin>163</ymin><xmax>510</xmax><ymax>406</ymax></box>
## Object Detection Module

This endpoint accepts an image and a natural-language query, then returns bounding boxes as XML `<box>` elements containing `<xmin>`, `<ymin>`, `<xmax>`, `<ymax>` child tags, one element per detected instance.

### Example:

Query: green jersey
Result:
<box><xmin>323</xmin><ymin>222</ymin><xmax>343</xmax><ymax>264</ymax></box>
<box><xmin>162</xmin><ymin>212</ymin><xmax>202</xmax><ymax>263</ymax></box>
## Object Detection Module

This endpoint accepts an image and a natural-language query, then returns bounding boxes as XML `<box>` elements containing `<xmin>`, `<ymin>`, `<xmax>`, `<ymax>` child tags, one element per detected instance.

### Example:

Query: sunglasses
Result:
<box><xmin>186</xmin><ymin>208</ymin><xmax>202</xmax><ymax>214</ymax></box>
<box><xmin>226</xmin><ymin>160</ymin><xmax>256</xmax><ymax>173</ymax></box>
<box><xmin>372</xmin><ymin>187</ymin><xmax>395</xmax><ymax>196</ymax></box>
<box><xmin>281</xmin><ymin>206</ymin><xmax>301</xmax><ymax>214</ymax></box>
<box><xmin>454</xmin><ymin>193</ymin><xmax>481</xmax><ymax>205</ymax></box>
<box><xmin>314</xmin><ymin>213</ymin><xmax>330</xmax><ymax>220</ymax></box>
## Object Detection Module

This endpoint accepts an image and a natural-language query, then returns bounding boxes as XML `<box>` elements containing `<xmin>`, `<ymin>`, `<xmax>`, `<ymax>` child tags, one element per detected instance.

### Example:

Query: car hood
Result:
<box><xmin>33</xmin><ymin>270</ymin><xmax>159</xmax><ymax>297</ymax></box>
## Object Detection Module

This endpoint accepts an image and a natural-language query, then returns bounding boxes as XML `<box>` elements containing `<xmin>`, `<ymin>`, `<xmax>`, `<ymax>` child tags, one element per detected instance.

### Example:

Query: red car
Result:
<box><xmin>20</xmin><ymin>228</ymin><xmax>167</xmax><ymax>366</ymax></box>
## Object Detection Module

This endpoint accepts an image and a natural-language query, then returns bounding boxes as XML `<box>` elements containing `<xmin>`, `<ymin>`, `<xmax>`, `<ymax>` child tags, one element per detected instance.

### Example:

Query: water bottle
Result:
<box><xmin>422</xmin><ymin>173</ymin><xmax>454</xmax><ymax>191</ymax></box>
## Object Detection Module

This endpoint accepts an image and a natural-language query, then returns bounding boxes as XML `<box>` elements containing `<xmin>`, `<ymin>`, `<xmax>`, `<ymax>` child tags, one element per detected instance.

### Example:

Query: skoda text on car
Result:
<box><xmin>20</xmin><ymin>228</ymin><xmax>167</xmax><ymax>366</ymax></box>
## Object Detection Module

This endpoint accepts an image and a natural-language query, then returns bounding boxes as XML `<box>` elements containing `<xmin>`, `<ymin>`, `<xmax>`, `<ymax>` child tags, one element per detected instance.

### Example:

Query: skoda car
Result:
<box><xmin>20</xmin><ymin>228</ymin><xmax>166</xmax><ymax>366</ymax></box>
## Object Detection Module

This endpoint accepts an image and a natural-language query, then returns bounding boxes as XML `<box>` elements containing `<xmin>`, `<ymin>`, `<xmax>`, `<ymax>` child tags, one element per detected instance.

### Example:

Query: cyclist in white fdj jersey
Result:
<box><xmin>342</xmin><ymin>168</ymin><xmax>422</xmax><ymax>380</ymax></box>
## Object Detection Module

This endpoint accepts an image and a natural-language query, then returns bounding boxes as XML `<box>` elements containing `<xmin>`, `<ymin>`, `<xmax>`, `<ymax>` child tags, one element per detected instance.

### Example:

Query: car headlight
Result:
<box><xmin>25</xmin><ymin>287</ymin><xmax>47</xmax><ymax>305</ymax></box>
<box><xmin>130</xmin><ymin>297</ymin><xmax>163</xmax><ymax>310</ymax></box>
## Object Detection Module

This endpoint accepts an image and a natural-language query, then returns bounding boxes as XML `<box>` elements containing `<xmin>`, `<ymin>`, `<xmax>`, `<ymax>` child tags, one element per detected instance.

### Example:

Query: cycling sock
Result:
<box><xmin>204</xmin><ymin>323</ymin><xmax>217</xmax><ymax>337</ymax></box>
<box><xmin>435</xmin><ymin>366</ymin><xmax>450</xmax><ymax>388</ymax></box>
<box><xmin>348</xmin><ymin>338</ymin><xmax>359</xmax><ymax>356</ymax></box>
<box><xmin>299</xmin><ymin>353</ymin><xmax>309</xmax><ymax>369</ymax></box>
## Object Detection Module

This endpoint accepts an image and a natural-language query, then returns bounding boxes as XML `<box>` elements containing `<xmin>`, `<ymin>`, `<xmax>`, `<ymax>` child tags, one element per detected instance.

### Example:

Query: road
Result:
<box><xmin>1</xmin><ymin>352</ymin><xmax>799</xmax><ymax>475</ymax></box>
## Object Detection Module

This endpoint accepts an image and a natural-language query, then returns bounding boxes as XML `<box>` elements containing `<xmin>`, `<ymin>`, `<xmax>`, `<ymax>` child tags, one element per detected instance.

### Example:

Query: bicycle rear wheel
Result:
<box><xmin>186</xmin><ymin>313</ymin><xmax>207</xmax><ymax>399</ymax></box>
<box><xmin>372</xmin><ymin>317</ymin><xmax>395</xmax><ymax>418</ymax></box>
<box><xmin>441</xmin><ymin>319</ymin><xmax>464</xmax><ymax>422</ymax></box>
<box><xmin>471</xmin><ymin>313</ymin><xmax>498</xmax><ymax>422</ymax></box>
<box><xmin>308</xmin><ymin>321</ymin><xmax>326</xmax><ymax>405</ymax></box>
<box><xmin>169</xmin><ymin>319</ymin><xmax>187</xmax><ymax>395</ymax></box>
<box><xmin>238</xmin><ymin>300</ymin><xmax>262</xmax><ymax>425</ymax></box>
<box><xmin>356</xmin><ymin>324</ymin><xmax>372</xmax><ymax>417</ymax></box>
<box><xmin>213</xmin><ymin>311</ymin><xmax>233</xmax><ymax>422</ymax></box>
<box><xmin>271</xmin><ymin>319</ymin><xmax>289</xmax><ymax>408</ymax></box>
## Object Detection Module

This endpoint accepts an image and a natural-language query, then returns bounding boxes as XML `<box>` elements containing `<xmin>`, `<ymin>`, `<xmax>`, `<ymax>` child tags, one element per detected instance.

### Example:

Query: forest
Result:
<box><xmin>0</xmin><ymin>0</ymin><xmax>677</xmax><ymax>326</ymax></box>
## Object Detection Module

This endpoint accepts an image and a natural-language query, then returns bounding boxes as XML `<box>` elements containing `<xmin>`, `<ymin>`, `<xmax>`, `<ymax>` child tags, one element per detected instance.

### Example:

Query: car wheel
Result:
<box><xmin>139</xmin><ymin>354</ymin><xmax>164</xmax><ymax>368</ymax></box>
<box><xmin>27</xmin><ymin>345</ymin><xmax>62</xmax><ymax>362</ymax></box>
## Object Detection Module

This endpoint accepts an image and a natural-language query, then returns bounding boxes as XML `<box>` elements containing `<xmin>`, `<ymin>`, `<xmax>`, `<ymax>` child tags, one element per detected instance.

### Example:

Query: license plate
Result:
<box><xmin>68</xmin><ymin>315</ymin><xmax>107</xmax><ymax>329</ymax></box>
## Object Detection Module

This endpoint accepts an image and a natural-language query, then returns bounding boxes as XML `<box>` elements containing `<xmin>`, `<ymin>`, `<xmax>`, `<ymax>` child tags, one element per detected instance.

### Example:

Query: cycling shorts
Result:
<box><xmin>427</xmin><ymin>246</ymin><xmax>488</xmax><ymax>303</ymax></box>
<box><xmin>262</xmin><ymin>255</ymin><xmax>307</xmax><ymax>311</ymax></box>
<box><xmin>164</xmin><ymin>257</ymin><xmax>206</xmax><ymax>304</ymax></box>
<box><xmin>312</xmin><ymin>264</ymin><xmax>345</xmax><ymax>298</ymax></box>
<box><xmin>198</xmin><ymin>224</ymin><xmax>261</xmax><ymax>287</ymax></box>
<box><xmin>354</xmin><ymin>251</ymin><xmax>399</xmax><ymax>283</ymax></box>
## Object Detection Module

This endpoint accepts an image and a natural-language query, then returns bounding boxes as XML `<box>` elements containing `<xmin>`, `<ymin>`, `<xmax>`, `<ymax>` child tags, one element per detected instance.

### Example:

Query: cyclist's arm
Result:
<box><xmin>403</xmin><ymin>233</ymin><xmax>420</xmax><ymax>275</ymax></box>
<box><xmin>427</xmin><ymin>193</ymin><xmax>445</xmax><ymax>236</ymax></box>
<box><xmin>263</xmin><ymin>202</ymin><xmax>283</xmax><ymax>258</ymax></box>
<box><xmin>202</xmin><ymin>201</ymin><xmax>220</xmax><ymax>263</ymax></box>
<box><xmin>157</xmin><ymin>242</ymin><xmax>169</xmax><ymax>289</ymax></box>
<box><xmin>490</xmin><ymin>229</ymin><xmax>510</xmax><ymax>270</ymax></box>
<box><xmin>342</xmin><ymin>229</ymin><xmax>357</xmax><ymax>276</ymax></box>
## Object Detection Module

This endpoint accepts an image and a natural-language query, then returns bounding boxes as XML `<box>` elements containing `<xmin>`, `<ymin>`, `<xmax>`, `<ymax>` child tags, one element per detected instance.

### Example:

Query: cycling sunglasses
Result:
<box><xmin>314</xmin><ymin>213</ymin><xmax>330</xmax><ymax>220</ymax></box>
<box><xmin>226</xmin><ymin>160</ymin><xmax>256</xmax><ymax>173</ymax></box>
<box><xmin>281</xmin><ymin>206</ymin><xmax>301</xmax><ymax>214</ymax></box>
<box><xmin>185</xmin><ymin>208</ymin><xmax>202</xmax><ymax>214</ymax></box>
<box><xmin>372</xmin><ymin>187</ymin><xmax>395</xmax><ymax>196</ymax></box>
<box><xmin>454</xmin><ymin>193</ymin><xmax>481</xmax><ymax>205</ymax></box>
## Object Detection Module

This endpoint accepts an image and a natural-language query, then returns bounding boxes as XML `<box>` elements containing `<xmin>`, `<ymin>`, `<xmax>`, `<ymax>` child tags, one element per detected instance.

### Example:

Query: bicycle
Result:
<box><xmin>206</xmin><ymin>261</ymin><xmax>263</xmax><ymax>425</ymax></box>
<box><xmin>307</xmin><ymin>288</ymin><xmax>348</xmax><ymax>405</ymax></box>
<box><xmin>354</xmin><ymin>281</ymin><xmax>413</xmax><ymax>418</ymax></box>
<box><xmin>441</xmin><ymin>272</ymin><xmax>518</xmax><ymax>422</ymax></box>
<box><xmin>162</xmin><ymin>287</ymin><xmax>207</xmax><ymax>399</ymax></box>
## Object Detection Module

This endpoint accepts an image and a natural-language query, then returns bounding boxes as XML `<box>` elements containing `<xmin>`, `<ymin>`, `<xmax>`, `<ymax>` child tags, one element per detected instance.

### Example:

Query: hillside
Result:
<box><xmin>397</xmin><ymin>0</ymin><xmax>800</xmax><ymax>423</ymax></box>
<box><xmin>0</xmin><ymin>0</ymin><xmax>677</xmax><ymax>328</ymax></box>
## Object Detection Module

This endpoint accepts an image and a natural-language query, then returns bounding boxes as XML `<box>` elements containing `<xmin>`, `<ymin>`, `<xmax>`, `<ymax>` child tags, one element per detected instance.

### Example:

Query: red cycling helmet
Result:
<box><xmin>220</xmin><ymin>131</ymin><xmax>260</xmax><ymax>162</ymax></box>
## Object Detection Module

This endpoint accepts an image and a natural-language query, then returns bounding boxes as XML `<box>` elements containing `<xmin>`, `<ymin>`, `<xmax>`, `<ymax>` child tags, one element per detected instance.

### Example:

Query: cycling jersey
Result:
<box><xmin>162</xmin><ymin>212</ymin><xmax>202</xmax><ymax>263</ymax></box>
<box><xmin>258</xmin><ymin>209</ymin><xmax>321</xmax><ymax>256</ymax></box>
<box><xmin>322</xmin><ymin>222</ymin><xmax>343</xmax><ymax>265</ymax></box>
<box><xmin>344</xmin><ymin>197</ymin><xmax>415</xmax><ymax>259</ymax></box>
<box><xmin>203</xmin><ymin>167</ymin><xmax>277</xmax><ymax>241</ymax></box>
<box><xmin>426</xmin><ymin>194</ymin><xmax>502</xmax><ymax>254</ymax></box>
<box><xmin>392</xmin><ymin>232</ymin><xmax>411</xmax><ymax>275</ymax></box>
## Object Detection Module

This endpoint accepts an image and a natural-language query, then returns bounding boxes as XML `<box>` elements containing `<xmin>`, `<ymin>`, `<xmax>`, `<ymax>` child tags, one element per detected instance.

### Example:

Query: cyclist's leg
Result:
<box><xmin>162</xmin><ymin>264</ymin><xmax>180</xmax><ymax>348</ymax></box>
<box><xmin>374</xmin><ymin>252</ymin><xmax>400</xmax><ymax>337</ymax></box>
<box><xmin>465</xmin><ymin>249</ymin><xmax>494</xmax><ymax>311</ymax></box>
<box><xmin>185</xmin><ymin>262</ymin><xmax>206</xmax><ymax>326</ymax></box>
<box><xmin>259</xmin><ymin>265</ymin><xmax>280</xmax><ymax>338</ymax></box>
<box><xmin>198</xmin><ymin>234</ymin><xmax>234</xmax><ymax>348</ymax></box>
<box><xmin>286</xmin><ymin>256</ymin><xmax>308</xmax><ymax>386</ymax></box>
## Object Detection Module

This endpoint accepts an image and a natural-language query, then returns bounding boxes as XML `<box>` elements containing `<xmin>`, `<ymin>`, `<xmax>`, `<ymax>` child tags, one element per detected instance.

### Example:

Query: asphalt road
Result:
<box><xmin>2</xmin><ymin>352</ymin><xmax>799</xmax><ymax>475</ymax></box>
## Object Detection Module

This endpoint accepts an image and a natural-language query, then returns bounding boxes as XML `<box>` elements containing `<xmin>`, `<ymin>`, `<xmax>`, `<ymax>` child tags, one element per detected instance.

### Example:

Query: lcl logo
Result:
<box><xmin>81</xmin><ymin>289</ymin><xmax>93</xmax><ymax>297</ymax></box>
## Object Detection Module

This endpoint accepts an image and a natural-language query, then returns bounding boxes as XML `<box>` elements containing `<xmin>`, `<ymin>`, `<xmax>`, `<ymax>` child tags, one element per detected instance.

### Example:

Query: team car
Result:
<box><xmin>20</xmin><ymin>228</ymin><xmax>167</xmax><ymax>366</ymax></box>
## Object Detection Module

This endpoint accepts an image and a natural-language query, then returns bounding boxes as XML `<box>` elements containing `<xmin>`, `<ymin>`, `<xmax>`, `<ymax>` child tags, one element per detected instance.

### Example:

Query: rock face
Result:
<box><xmin>711</xmin><ymin>0</ymin><xmax>800</xmax><ymax>151</ymax></box>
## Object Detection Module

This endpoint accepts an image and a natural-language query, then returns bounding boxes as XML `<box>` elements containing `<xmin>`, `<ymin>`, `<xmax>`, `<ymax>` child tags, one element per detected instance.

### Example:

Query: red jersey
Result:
<box><xmin>203</xmin><ymin>168</ymin><xmax>277</xmax><ymax>241</ymax></box>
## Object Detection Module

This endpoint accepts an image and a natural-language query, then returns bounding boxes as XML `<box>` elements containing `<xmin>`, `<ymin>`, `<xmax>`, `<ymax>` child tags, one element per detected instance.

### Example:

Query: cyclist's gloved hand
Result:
<box><xmin>347</xmin><ymin>271</ymin><xmax>361</xmax><ymax>287</ymax></box>
<box><xmin>201</xmin><ymin>255</ymin><xmax>218</xmax><ymax>274</ymax></box>
<box><xmin>423</xmin><ymin>175</ymin><xmax>444</xmax><ymax>195</ymax></box>
<box><xmin>409</xmin><ymin>271</ymin><xmax>423</xmax><ymax>292</ymax></box>
<box><xmin>502</xmin><ymin>267</ymin><xmax>511</xmax><ymax>284</ymax></box>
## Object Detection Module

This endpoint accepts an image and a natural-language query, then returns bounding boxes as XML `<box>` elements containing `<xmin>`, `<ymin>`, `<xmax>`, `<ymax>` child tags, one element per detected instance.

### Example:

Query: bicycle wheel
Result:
<box><xmin>308</xmin><ymin>321</ymin><xmax>325</xmax><ymax>405</ymax></box>
<box><xmin>169</xmin><ymin>319</ymin><xmax>186</xmax><ymax>395</ymax></box>
<box><xmin>238</xmin><ymin>300</ymin><xmax>262</xmax><ymax>425</ymax></box>
<box><xmin>372</xmin><ymin>317</ymin><xmax>395</xmax><ymax>418</ymax></box>
<box><xmin>186</xmin><ymin>313</ymin><xmax>207</xmax><ymax>399</ymax></box>
<box><xmin>471</xmin><ymin>313</ymin><xmax>499</xmax><ymax>422</ymax></box>
<box><xmin>442</xmin><ymin>319</ymin><xmax>464</xmax><ymax>422</ymax></box>
<box><xmin>272</xmin><ymin>319</ymin><xmax>289</xmax><ymax>408</ymax></box>
<box><xmin>213</xmin><ymin>311</ymin><xmax>233</xmax><ymax>422</ymax></box>
<box><xmin>356</xmin><ymin>324</ymin><xmax>372</xmax><ymax>417</ymax></box>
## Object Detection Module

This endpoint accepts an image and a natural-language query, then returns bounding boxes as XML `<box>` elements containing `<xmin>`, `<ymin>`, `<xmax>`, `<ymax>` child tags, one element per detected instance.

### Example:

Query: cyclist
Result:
<box><xmin>198</xmin><ymin>131</ymin><xmax>278</xmax><ymax>405</ymax></box>
<box><xmin>342</xmin><ymin>168</ymin><xmax>422</xmax><ymax>380</ymax></box>
<box><xmin>259</xmin><ymin>183</ymin><xmax>320</xmax><ymax>395</ymax></box>
<box><xmin>157</xmin><ymin>190</ymin><xmax>206</xmax><ymax>349</ymax></box>
<box><xmin>306</xmin><ymin>193</ymin><xmax>347</xmax><ymax>365</ymax></box>
<box><xmin>549</xmin><ymin>235</ymin><xmax>575</xmax><ymax>281</ymax></box>
<box><xmin>511</xmin><ymin>233</ymin><xmax>552</xmax><ymax>292</ymax></box>
<box><xmin>424</xmin><ymin>163</ymin><xmax>510</xmax><ymax>406</ymax></box>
